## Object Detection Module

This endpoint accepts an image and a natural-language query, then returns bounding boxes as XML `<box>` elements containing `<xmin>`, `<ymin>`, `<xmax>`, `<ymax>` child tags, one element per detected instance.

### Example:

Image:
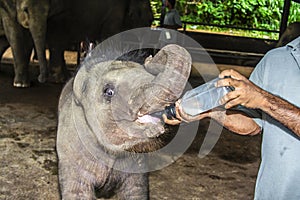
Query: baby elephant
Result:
<box><xmin>56</xmin><ymin>44</ymin><xmax>191</xmax><ymax>199</ymax></box>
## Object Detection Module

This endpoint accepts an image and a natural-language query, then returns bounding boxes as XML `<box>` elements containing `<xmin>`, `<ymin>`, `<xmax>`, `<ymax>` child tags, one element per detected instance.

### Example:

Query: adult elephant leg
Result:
<box><xmin>2</xmin><ymin>16</ymin><xmax>33</xmax><ymax>87</ymax></box>
<box><xmin>49</xmin><ymin>45</ymin><xmax>68</xmax><ymax>83</ymax></box>
<box><xmin>16</xmin><ymin>0</ymin><xmax>52</xmax><ymax>83</ymax></box>
<box><xmin>46</xmin><ymin>16</ymin><xmax>69</xmax><ymax>83</ymax></box>
<box><xmin>11</xmin><ymin>33</ymin><xmax>32</xmax><ymax>87</ymax></box>
<box><xmin>0</xmin><ymin>36</ymin><xmax>10</xmax><ymax>70</ymax></box>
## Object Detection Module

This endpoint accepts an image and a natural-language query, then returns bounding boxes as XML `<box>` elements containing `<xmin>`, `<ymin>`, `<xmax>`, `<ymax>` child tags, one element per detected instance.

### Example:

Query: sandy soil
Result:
<box><xmin>0</xmin><ymin>51</ymin><xmax>261</xmax><ymax>200</ymax></box>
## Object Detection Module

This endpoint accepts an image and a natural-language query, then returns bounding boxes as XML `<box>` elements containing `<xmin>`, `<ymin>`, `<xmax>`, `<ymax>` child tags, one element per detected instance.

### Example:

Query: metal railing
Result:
<box><xmin>181</xmin><ymin>21</ymin><xmax>280</xmax><ymax>34</ymax></box>
<box><xmin>154</xmin><ymin>18</ymin><xmax>280</xmax><ymax>35</ymax></box>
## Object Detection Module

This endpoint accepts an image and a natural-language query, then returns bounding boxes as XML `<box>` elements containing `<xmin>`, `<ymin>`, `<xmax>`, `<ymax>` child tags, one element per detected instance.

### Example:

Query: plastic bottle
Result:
<box><xmin>164</xmin><ymin>77</ymin><xmax>234</xmax><ymax>119</ymax></box>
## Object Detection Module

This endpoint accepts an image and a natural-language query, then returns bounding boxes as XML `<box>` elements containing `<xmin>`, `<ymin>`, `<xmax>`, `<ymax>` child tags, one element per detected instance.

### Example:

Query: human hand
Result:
<box><xmin>163</xmin><ymin>100</ymin><xmax>211</xmax><ymax>125</ymax></box>
<box><xmin>217</xmin><ymin>69</ymin><xmax>266</xmax><ymax>109</ymax></box>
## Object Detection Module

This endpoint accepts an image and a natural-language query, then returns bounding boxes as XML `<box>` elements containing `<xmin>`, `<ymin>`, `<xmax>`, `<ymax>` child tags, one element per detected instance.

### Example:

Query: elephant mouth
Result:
<box><xmin>132</xmin><ymin>111</ymin><xmax>165</xmax><ymax>138</ymax></box>
<box><xmin>136</xmin><ymin>112</ymin><xmax>162</xmax><ymax>124</ymax></box>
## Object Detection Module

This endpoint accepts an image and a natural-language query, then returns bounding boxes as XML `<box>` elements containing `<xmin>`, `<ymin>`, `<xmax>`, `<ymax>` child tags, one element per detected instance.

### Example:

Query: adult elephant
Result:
<box><xmin>0</xmin><ymin>0</ymin><xmax>62</xmax><ymax>87</ymax></box>
<box><xmin>0</xmin><ymin>0</ymin><xmax>152</xmax><ymax>87</ymax></box>
<box><xmin>45</xmin><ymin>0</ymin><xmax>154</xmax><ymax>82</ymax></box>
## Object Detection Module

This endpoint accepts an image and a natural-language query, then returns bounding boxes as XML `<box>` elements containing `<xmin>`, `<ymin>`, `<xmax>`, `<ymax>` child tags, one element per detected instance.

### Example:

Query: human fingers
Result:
<box><xmin>174</xmin><ymin>101</ymin><xmax>184</xmax><ymax>121</ymax></box>
<box><xmin>161</xmin><ymin>101</ymin><xmax>185</xmax><ymax>125</ymax></box>
<box><xmin>216</xmin><ymin>77</ymin><xmax>242</xmax><ymax>89</ymax></box>
<box><xmin>219</xmin><ymin>69</ymin><xmax>246</xmax><ymax>80</ymax></box>
<box><xmin>223</xmin><ymin>97</ymin><xmax>243</xmax><ymax>109</ymax></box>
<box><xmin>219</xmin><ymin>82</ymin><xmax>263</xmax><ymax>109</ymax></box>
<box><xmin>162</xmin><ymin>114</ymin><xmax>182</xmax><ymax>125</ymax></box>
<box><xmin>219</xmin><ymin>91</ymin><xmax>240</xmax><ymax>105</ymax></box>
<box><xmin>177</xmin><ymin>105</ymin><xmax>210</xmax><ymax>122</ymax></box>
<box><xmin>175</xmin><ymin>99</ymin><xmax>210</xmax><ymax>122</ymax></box>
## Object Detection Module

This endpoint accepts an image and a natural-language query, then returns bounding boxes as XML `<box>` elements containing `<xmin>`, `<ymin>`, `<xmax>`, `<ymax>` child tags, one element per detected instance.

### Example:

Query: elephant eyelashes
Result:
<box><xmin>103</xmin><ymin>84</ymin><xmax>115</xmax><ymax>101</ymax></box>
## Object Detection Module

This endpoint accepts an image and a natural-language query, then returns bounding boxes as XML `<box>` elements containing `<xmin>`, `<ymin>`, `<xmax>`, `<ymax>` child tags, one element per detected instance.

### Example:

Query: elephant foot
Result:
<box><xmin>49</xmin><ymin>64</ymin><xmax>69</xmax><ymax>83</ymax></box>
<box><xmin>13</xmin><ymin>81</ymin><xmax>30</xmax><ymax>88</ymax></box>
<box><xmin>48</xmin><ymin>72</ymin><xmax>67</xmax><ymax>83</ymax></box>
<box><xmin>38</xmin><ymin>74</ymin><xmax>47</xmax><ymax>83</ymax></box>
<box><xmin>13</xmin><ymin>76</ymin><xmax>30</xmax><ymax>88</ymax></box>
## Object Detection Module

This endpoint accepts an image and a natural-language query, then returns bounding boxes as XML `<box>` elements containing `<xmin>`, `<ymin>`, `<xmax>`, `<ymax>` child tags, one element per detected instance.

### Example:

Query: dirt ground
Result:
<box><xmin>0</xmin><ymin>51</ymin><xmax>261</xmax><ymax>200</ymax></box>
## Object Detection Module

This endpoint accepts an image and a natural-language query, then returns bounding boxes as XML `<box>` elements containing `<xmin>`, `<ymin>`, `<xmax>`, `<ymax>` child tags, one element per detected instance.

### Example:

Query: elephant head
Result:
<box><xmin>71</xmin><ymin>44</ymin><xmax>191</xmax><ymax>154</ymax></box>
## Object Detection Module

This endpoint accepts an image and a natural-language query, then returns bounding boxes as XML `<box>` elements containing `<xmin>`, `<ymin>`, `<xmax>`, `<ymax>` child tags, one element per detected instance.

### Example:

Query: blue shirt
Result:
<box><xmin>250</xmin><ymin>36</ymin><xmax>300</xmax><ymax>199</ymax></box>
<box><xmin>163</xmin><ymin>9</ymin><xmax>182</xmax><ymax>27</ymax></box>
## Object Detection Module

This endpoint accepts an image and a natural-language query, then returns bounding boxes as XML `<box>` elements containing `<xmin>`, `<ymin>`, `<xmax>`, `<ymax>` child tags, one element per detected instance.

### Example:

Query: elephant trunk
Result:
<box><xmin>130</xmin><ymin>44</ymin><xmax>192</xmax><ymax>116</ymax></box>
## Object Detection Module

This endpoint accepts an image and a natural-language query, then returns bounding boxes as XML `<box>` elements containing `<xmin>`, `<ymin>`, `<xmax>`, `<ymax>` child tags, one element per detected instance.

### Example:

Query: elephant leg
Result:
<box><xmin>11</xmin><ymin>34</ymin><xmax>32</xmax><ymax>87</ymax></box>
<box><xmin>117</xmin><ymin>173</ymin><xmax>149</xmax><ymax>200</ymax></box>
<box><xmin>58</xmin><ymin>162</ymin><xmax>96</xmax><ymax>200</ymax></box>
<box><xmin>2</xmin><ymin>15</ymin><xmax>32</xmax><ymax>87</ymax></box>
<box><xmin>0</xmin><ymin>36</ymin><xmax>10</xmax><ymax>70</ymax></box>
<box><xmin>49</xmin><ymin>46</ymin><xmax>69</xmax><ymax>83</ymax></box>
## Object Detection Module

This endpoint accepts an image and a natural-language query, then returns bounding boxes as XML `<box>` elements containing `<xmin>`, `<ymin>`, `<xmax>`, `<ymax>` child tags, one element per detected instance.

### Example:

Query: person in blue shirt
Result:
<box><xmin>162</xmin><ymin>0</ymin><xmax>182</xmax><ymax>30</ymax></box>
<box><xmin>164</xmin><ymin>36</ymin><xmax>300</xmax><ymax>199</ymax></box>
<box><xmin>158</xmin><ymin>0</ymin><xmax>182</xmax><ymax>47</ymax></box>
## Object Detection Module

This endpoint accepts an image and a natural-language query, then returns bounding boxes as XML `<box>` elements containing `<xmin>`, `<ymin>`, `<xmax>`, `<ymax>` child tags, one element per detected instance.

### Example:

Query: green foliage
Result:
<box><xmin>289</xmin><ymin>1</ymin><xmax>300</xmax><ymax>22</ymax></box>
<box><xmin>151</xmin><ymin>1</ymin><xmax>162</xmax><ymax>20</ymax></box>
<box><xmin>151</xmin><ymin>0</ymin><xmax>300</xmax><ymax>39</ymax></box>
<box><xmin>150</xmin><ymin>1</ymin><xmax>162</xmax><ymax>26</ymax></box>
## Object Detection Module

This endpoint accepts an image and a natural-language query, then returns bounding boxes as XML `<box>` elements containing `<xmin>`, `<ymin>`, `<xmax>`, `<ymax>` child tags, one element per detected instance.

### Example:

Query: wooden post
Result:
<box><xmin>279</xmin><ymin>0</ymin><xmax>291</xmax><ymax>38</ymax></box>
<box><xmin>159</xmin><ymin>0</ymin><xmax>166</xmax><ymax>27</ymax></box>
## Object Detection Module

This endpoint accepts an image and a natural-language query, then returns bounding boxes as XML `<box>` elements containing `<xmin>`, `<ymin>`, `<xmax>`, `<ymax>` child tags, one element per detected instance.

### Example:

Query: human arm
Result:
<box><xmin>163</xmin><ymin>101</ymin><xmax>261</xmax><ymax>135</ymax></box>
<box><xmin>217</xmin><ymin>69</ymin><xmax>300</xmax><ymax>137</ymax></box>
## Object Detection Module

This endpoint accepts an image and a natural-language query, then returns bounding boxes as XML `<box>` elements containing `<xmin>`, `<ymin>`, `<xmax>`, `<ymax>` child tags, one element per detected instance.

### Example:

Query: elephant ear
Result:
<box><xmin>72</xmin><ymin>64</ymin><xmax>91</xmax><ymax>105</ymax></box>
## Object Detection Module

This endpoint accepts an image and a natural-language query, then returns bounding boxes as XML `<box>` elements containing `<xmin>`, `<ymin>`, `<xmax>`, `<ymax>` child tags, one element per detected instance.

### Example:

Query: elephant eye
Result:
<box><xmin>103</xmin><ymin>84</ymin><xmax>115</xmax><ymax>100</ymax></box>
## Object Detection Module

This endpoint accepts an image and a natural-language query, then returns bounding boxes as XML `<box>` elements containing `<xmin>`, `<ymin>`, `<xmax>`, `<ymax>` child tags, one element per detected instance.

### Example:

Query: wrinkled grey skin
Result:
<box><xmin>0</xmin><ymin>20</ymin><xmax>9</xmax><ymax>67</ymax></box>
<box><xmin>0</xmin><ymin>0</ymin><xmax>60</xmax><ymax>87</ymax></box>
<box><xmin>277</xmin><ymin>22</ymin><xmax>300</xmax><ymax>47</ymax></box>
<box><xmin>56</xmin><ymin>44</ymin><xmax>191</xmax><ymax>199</ymax></box>
<box><xmin>46</xmin><ymin>0</ymin><xmax>153</xmax><ymax>83</ymax></box>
